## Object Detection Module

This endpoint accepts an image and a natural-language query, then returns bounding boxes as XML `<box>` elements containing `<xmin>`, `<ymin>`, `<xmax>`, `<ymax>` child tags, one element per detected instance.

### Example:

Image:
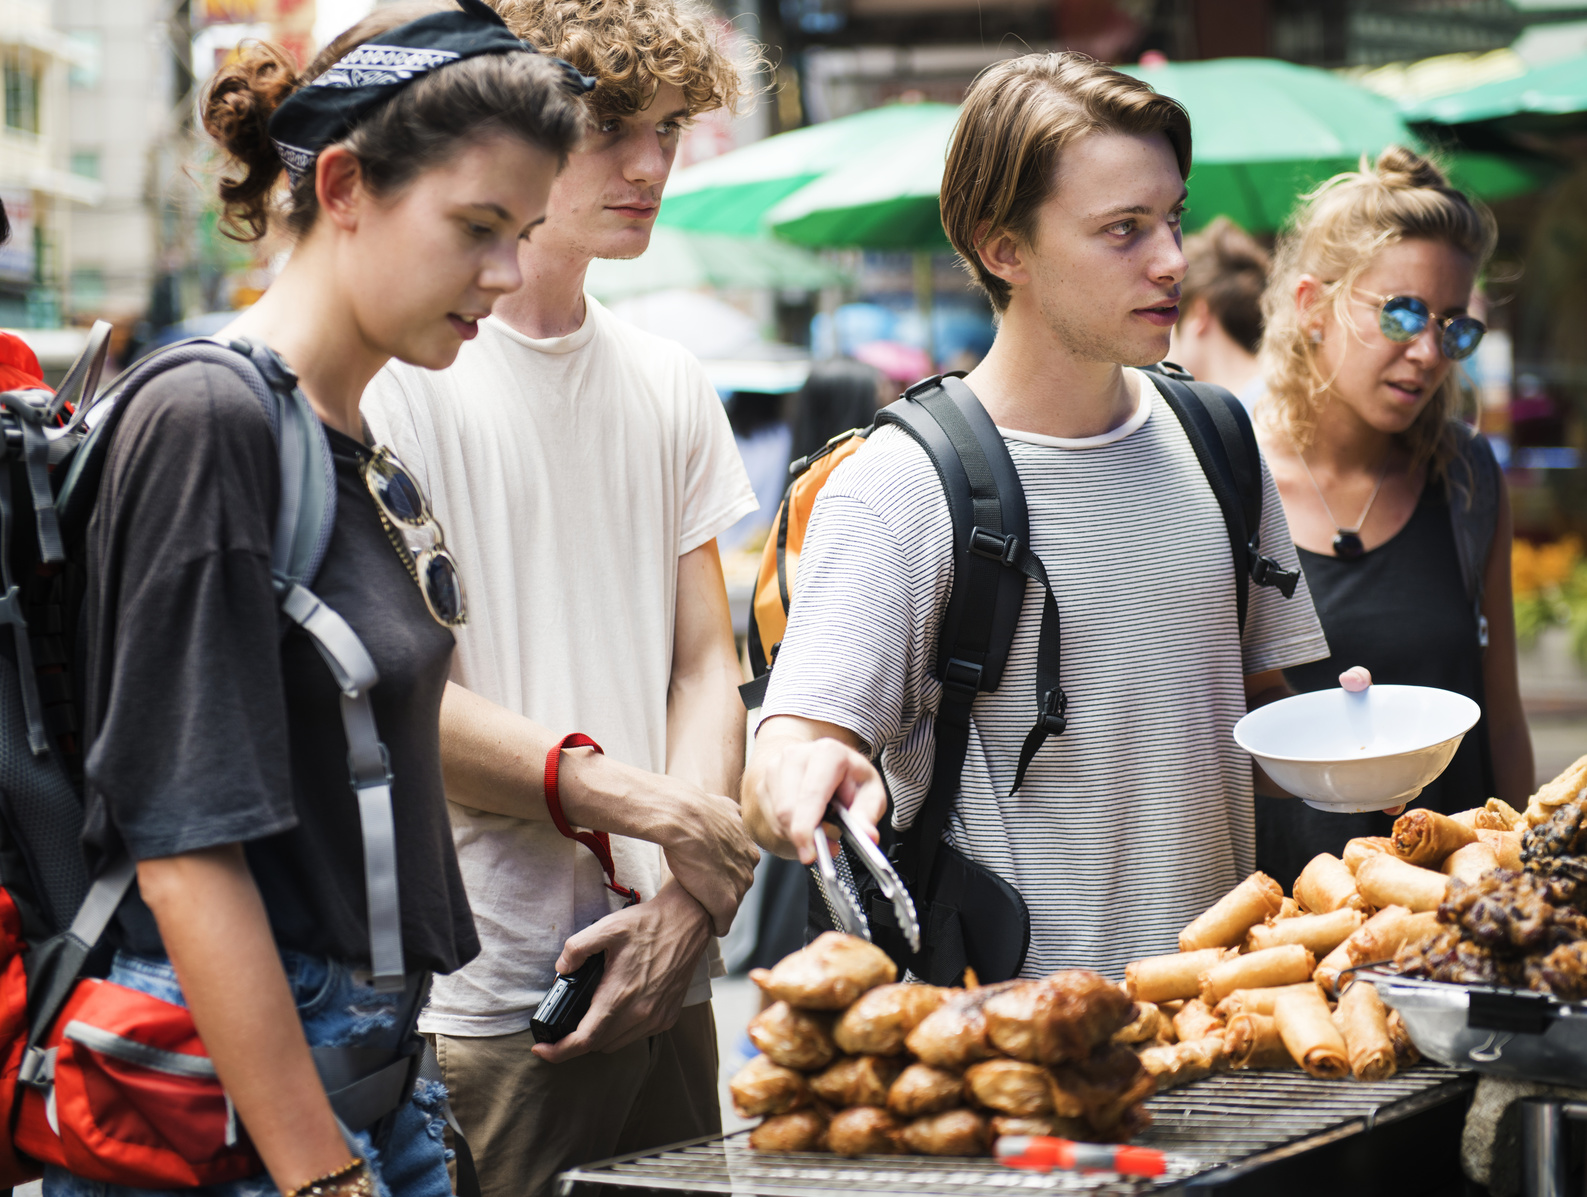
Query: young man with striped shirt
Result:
<box><xmin>742</xmin><ymin>53</ymin><xmax>1342</xmax><ymax>979</ymax></box>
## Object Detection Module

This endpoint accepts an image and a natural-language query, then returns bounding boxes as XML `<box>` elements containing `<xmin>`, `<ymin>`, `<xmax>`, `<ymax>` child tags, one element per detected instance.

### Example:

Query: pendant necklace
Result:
<box><xmin>1295</xmin><ymin>447</ymin><xmax>1392</xmax><ymax>560</ymax></box>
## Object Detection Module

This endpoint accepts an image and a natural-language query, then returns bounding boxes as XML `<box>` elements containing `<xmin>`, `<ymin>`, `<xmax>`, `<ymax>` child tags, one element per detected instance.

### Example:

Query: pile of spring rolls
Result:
<box><xmin>1116</xmin><ymin>797</ymin><xmax>1540</xmax><ymax>1087</ymax></box>
<box><xmin>731</xmin><ymin>933</ymin><xmax>1156</xmax><ymax>1156</ymax></box>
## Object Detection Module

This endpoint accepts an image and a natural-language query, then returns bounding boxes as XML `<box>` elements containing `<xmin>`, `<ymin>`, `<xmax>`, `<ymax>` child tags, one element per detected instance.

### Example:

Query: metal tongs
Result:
<box><xmin>811</xmin><ymin>801</ymin><xmax>921</xmax><ymax>954</ymax></box>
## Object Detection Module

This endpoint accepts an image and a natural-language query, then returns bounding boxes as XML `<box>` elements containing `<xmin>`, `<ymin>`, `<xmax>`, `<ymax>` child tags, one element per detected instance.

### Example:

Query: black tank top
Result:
<box><xmin>1254</xmin><ymin>478</ymin><xmax>1493</xmax><ymax>893</ymax></box>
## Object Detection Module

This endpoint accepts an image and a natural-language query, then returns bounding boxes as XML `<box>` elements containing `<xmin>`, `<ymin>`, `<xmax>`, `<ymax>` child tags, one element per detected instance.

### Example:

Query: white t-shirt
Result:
<box><xmin>759</xmin><ymin>370</ymin><xmax>1330</xmax><ymax>981</ymax></box>
<box><xmin>363</xmin><ymin>296</ymin><xmax>757</xmax><ymax>1036</ymax></box>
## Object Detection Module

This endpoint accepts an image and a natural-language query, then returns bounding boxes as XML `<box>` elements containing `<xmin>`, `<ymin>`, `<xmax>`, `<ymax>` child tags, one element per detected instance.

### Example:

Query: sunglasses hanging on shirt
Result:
<box><xmin>362</xmin><ymin>446</ymin><xmax>467</xmax><ymax>627</ymax></box>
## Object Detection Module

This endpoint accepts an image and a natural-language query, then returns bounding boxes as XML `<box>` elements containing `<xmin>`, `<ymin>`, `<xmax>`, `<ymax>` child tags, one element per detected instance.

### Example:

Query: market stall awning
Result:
<box><xmin>1402</xmin><ymin>51</ymin><xmax>1587</xmax><ymax>128</ymax></box>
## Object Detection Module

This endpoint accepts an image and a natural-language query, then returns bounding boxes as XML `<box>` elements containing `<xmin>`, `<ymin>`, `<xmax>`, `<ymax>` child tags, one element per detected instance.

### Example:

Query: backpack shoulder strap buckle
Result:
<box><xmin>969</xmin><ymin>526</ymin><xmax>1020</xmax><ymax>567</ymax></box>
<box><xmin>1247</xmin><ymin>533</ymin><xmax>1300</xmax><ymax>598</ymax></box>
<box><xmin>901</xmin><ymin>370</ymin><xmax>968</xmax><ymax>400</ymax></box>
<box><xmin>941</xmin><ymin>657</ymin><xmax>984</xmax><ymax>704</ymax></box>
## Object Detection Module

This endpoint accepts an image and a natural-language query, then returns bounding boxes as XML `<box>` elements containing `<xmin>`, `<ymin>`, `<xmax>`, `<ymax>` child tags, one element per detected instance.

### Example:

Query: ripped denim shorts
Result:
<box><xmin>42</xmin><ymin>950</ymin><xmax>453</xmax><ymax>1197</ymax></box>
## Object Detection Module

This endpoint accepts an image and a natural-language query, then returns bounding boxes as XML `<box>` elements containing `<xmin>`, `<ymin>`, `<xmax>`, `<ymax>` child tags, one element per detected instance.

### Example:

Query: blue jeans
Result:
<box><xmin>43</xmin><ymin>951</ymin><xmax>453</xmax><ymax>1197</ymax></box>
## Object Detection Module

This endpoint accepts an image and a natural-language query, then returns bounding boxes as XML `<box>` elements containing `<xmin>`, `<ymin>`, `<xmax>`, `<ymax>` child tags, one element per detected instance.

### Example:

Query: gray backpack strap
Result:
<box><xmin>1446</xmin><ymin>422</ymin><xmax>1500</xmax><ymax>649</ymax></box>
<box><xmin>280</xmin><ymin>585</ymin><xmax>405</xmax><ymax>990</ymax></box>
<box><xmin>231</xmin><ymin>339</ymin><xmax>407</xmax><ymax>992</ymax></box>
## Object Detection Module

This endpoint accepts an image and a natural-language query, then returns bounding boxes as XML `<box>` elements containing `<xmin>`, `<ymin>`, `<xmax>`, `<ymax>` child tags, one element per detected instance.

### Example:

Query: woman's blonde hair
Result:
<box><xmin>1258</xmin><ymin>145</ymin><xmax>1497</xmax><ymax>481</ymax></box>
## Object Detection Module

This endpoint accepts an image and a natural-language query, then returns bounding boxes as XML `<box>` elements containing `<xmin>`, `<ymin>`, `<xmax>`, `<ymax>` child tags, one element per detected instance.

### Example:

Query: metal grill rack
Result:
<box><xmin>554</xmin><ymin>1067</ymin><xmax>1475</xmax><ymax>1197</ymax></box>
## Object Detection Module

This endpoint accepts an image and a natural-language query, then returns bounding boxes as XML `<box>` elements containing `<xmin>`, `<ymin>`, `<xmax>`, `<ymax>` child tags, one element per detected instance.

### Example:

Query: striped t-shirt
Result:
<box><xmin>759</xmin><ymin>370</ymin><xmax>1330</xmax><ymax>980</ymax></box>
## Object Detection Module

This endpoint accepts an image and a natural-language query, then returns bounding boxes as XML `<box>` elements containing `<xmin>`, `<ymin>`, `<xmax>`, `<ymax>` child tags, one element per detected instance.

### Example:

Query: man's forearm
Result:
<box><xmin>440</xmin><ymin>680</ymin><xmax>681</xmax><ymax>843</ymax></box>
<box><xmin>665</xmin><ymin>650</ymin><xmax>745</xmax><ymax>800</ymax></box>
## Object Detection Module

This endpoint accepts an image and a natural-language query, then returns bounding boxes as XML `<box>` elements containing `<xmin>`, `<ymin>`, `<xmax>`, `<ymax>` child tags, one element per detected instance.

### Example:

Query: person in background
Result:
<box><xmin>0</xmin><ymin>198</ymin><xmax>53</xmax><ymax>394</ymax></box>
<box><xmin>360</xmin><ymin>0</ymin><xmax>760</xmax><ymax>1193</ymax></box>
<box><xmin>1166</xmin><ymin>215</ymin><xmax>1269</xmax><ymax>408</ymax></box>
<box><xmin>1252</xmin><ymin>147</ymin><xmax>1532</xmax><ymax>892</ymax></box>
<box><xmin>56</xmin><ymin>6</ymin><xmax>584</xmax><ymax>1196</ymax></box>
<box><xmin>720</xmin><ymin>390</ymin><xmax>791</xmax><ymax>554</ymax></box>
<box><xmin>788</xmin><ymin>357</ymin><xmax>890</xmax><ymax>464</ymax></box>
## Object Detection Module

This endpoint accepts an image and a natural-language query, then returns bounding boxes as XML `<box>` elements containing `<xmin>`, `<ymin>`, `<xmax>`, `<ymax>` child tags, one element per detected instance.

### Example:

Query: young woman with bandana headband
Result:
<box><xmin>52</xmin><ymin>5</ymin><xmax>585</xmax><ymax>1197</ymax></box>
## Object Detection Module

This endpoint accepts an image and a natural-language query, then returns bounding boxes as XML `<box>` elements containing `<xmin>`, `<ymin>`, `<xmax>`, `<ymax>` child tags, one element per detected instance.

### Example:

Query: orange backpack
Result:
<box><xmin>745</xmin><ymin>426</ymin><xmax>871</xmax><ymax>686</ymax></box>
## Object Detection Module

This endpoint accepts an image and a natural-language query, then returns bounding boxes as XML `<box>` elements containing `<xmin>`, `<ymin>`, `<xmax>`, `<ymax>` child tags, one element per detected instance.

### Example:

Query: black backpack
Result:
<box><xmin>0</xmin><ymin>327</ymin><xmax>478</xmax><ymax>1192</ymax></box>
<box><xmin>743</xmin><ymin>365</ymin><xmax>1300</xmax><ymax>986</ymax></box>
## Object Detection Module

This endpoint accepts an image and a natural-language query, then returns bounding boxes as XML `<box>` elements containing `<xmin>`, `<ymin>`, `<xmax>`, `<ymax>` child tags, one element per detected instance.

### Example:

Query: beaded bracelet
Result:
<box><xmin>284</xmin><ymin>1157</ymin><xmax>375</xmax><ymax>1197</ymax></box>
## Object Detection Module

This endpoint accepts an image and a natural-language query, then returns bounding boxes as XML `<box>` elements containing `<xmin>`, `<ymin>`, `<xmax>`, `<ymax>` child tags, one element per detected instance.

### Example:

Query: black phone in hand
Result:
<box><xmin>530</xmin><ymin>952</ymin><xmax>605</xmax><ymax>1044</ymax></box>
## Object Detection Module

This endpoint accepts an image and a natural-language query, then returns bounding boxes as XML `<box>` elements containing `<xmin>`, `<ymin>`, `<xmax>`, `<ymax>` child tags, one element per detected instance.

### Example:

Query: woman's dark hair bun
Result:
<box><xmin>1373</xmin><ymin>144</ymin><xmax>1451</xmax><ymax>193</ymax></box>
<box><xmin>201</xmin><ymin>42</ymin><xmax>300</xmax><ymax>241</ymax></box>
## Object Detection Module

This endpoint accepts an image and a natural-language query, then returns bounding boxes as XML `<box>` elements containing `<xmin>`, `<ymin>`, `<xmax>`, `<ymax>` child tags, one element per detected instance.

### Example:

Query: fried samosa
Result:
<box><xmin>826</xmin><ymin>1107</ymin><xmax>904</xmax><ymax>1157</ymax></box>
<box><xmin>808</xmin><ymin>1055</ymin><xmax>903</xmax><ymax>1109</ymax></box>
<box><xmin>983</xmin><ymin>970</ymin><xmax>1133</xmax><ymax>1066</ymax></box>
<box><xmin>729</xmin><ymin>1055</ymin><xmax>809</xmax><ymax>1119</ymax></box>
<box><xmin>832</xmin><ymin>982</ymin><xmax>948</xmax><ymax>1056</ymax></box>
<box><xmin>887</xmin><ymin>1062</ymin><xmax>964</xmax><ymax>1117</ymax></box>
<box><xmin>901</xmin><ymin>1109</ymin><xmax>990</xmax><ymax>1157</ymax></box>
<box><xmin>747</xmin><ymin>1002</ymin><xmax>837</xmax><ymax>1071</ymax></box>
<box><xmin>749</xmin><ymin>932</ymin><xmax>897</xmax><ymax>1010</ymax></box>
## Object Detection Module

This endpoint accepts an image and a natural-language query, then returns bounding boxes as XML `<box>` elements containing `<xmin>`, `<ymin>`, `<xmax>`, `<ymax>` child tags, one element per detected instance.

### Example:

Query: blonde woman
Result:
<box><xmin>1251</xmin><ymin>146</ymin><xmax>1532</xmax><ymax>891</ymax></box>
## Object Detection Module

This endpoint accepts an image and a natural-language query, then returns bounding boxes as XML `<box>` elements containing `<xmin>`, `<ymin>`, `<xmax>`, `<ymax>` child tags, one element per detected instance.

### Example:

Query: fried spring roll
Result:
<box><xmin>1213</xmin><ymin>983</ymin><xmax>1323</xmax><ymax>1021</ymax></box>
<box><xmin>1295</xmin><ymin>854</ymin><xmax>1364</xmax><ymax>913</ymax></box>
<box><xmin>1386</xmin><ymin>1008</ymin><xmax>1421</xmax><ymax>1067</ymax></box>
<box><xmin>1485</xmin><ymin>798</ymin><xmax>1523</xmax><ymax>831</ymax></box>
<box><xmin>1124</xmin><ymin>948</ymin><xmax>1234</xmax><ymax>1004</ymax></box>
<box><xmin>1136</xmin><ymin>1036</ymin><xmax>1224</xmax><ymax>1091</ymax></box>
<box><xmin>1449</xmin><ymin>807</ymin><xmax>1506</xmax><ymax>832</ymax></box>
<box><xmin>1391</xmin><ymin>809</ymin><xmax>1479</xmax><ymax>868</ymax></box>
<box><xmin>1274</xmin><ymin>988</ymin><xmax>1350</xmax><ymax>1079</ymax></box>
<box><xmin>1355</xmin><ymin>855</ymin><xmax>1450</xmax><ymax>913</ymax></box>
<box><xmin>1178</xmin><ymin>872</ymin><xmax>1283</xmax><ymax>950</ymax></box>
<box><xmin>1172</xmin><ymin>999</ymin><xmax>1223</xmax><ymax>1044</ymax></box>
<box><xmin>1334</xmin><ymin>981</ymin><xmax>1396</xmax><ymax>1081</ymax></box>
<box><xmin>1225</xmin><ymin>1012</ymin><xmax>1296</xmax><ymax>1070</ymax></box>
<box><xmin>1476</xmin><ymin>829</ymin><xmax>1523</xmax><ymax>871</ymax></box>
<box><xmin>1273</xmin><ymin>896</ymin><xmax>1302</xmax><ymax>920</ymax></box>
<box><xmin>1112</xmin><ymin>1002</ymin><xmax>1164</xmax><ymax>1045</ymax></box>
<box><xmin>1440</xmin><ymin>840</ymin><xmax>1501</xmax><ymax>886</ymax></box>
<box><xmin>1342</xmin><ymin>837</ymin><xmax>1396</xmax><ymax>875</ymax></box>
<box><xmin>1245</xmin><ymin>907</ymin><xmax>1365</xmax><ymax>956</ymax></box>
<box><xmin>1200</xmin><ymin>944</ymin><xmax>1316</xmax><ymax>1005</ymax></box>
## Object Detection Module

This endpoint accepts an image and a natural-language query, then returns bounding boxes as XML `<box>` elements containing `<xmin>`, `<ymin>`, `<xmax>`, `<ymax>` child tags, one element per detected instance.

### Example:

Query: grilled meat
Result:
<box><xmin>832</xmin><ymin>983</ymin><xmax>949</xmax><ymax>1056</ymax></box>
<box><xmin>982</xmin><ymin>971</ymin><xmax>1134</xmax><ymax>1066</ymax></box>
<box><xmin>748</xmin><ymin>1002</ymin><xmax>837</xmax><ymax>1071</ymax></box>
<box><xmin>887</xmin><ymin>1063</ymin><xmax>964</xmax><ymax>1117</ymax></box>
<box><xmin>809</xmin><ymin>1055</ymin><xmax>903</xmax><ymax>1109</ymax></box>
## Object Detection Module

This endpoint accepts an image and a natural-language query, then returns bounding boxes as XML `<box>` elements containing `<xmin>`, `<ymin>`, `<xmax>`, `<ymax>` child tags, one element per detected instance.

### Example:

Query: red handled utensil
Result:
<box><xmin>995</xmin><ymin>1136</ymin><xmax>1167</xmax><ymax>1177</ymax></box>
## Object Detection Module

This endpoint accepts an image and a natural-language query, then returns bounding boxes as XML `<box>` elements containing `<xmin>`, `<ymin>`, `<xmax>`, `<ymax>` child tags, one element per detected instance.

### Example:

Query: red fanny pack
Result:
<box><xmin>0</xmin><ymin>888</ymin><xmax>260</xmax><ymax>1188</ymax></box>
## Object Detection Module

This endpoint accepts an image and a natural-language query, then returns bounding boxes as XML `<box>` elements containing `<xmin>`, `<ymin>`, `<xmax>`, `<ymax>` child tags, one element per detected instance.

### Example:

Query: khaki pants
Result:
<box><xmin>430</xmin><ymin>1001</ymin><xmax>721</xmax><ymax>1197</ymax></box>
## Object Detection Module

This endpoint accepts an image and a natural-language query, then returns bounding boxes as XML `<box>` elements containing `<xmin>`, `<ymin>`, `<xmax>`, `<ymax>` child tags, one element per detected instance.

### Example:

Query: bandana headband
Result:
<box><xmin>268</xmin><ymin>0</ymin><xmax>595</xmax><ymax>187</ymax></box>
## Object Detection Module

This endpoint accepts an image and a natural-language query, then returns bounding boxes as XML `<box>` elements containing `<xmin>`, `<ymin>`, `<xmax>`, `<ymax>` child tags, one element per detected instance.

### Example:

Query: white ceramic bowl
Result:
<box><xmin>1233</xmin><ymin>684</ymin><xmax>1481</xmax><ymax>813</ymax></box>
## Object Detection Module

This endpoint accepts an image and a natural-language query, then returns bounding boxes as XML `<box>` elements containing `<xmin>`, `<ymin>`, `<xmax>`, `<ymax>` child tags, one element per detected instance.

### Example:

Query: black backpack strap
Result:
<box><xmin>1145</xmin><ymin>368</ymin><xmax>1299</xmax><ymax>633</ymax></box>
<box><xmin>874</xmin><ymin>374</ymin><xmax>1064</xmax><ymax>893</ymax></box>
<box><xmin>1446</xmin><ymin>422</ymin><xmax>1499</xmax><ymax>649</ymax></box>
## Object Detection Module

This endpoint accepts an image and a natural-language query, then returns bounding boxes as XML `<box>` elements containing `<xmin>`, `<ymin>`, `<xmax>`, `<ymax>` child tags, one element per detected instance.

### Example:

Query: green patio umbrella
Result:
<box><xmin>1402</xmin><ymin>52</ymin><xmax>1587</xmax><ymax>130</ymax></box>
<box><xmin>658</xmin><ymin>102</ymin><xmax>960</xmax><ymax>240</ymax></box>
<box><xmin>583</xmin><ymin>226</ymin><xmax>849</xmax><ymax>302</ymax></box>
<box><xmin>1118</xmin><ymin>58</ymin><xmax>1419</xmax><ymax>231</ymax></box>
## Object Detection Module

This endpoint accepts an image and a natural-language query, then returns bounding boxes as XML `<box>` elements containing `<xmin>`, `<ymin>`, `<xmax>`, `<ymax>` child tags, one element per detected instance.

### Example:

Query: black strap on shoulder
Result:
<box><xmin>875</xmin><ymin>374</ymin><xmax>1065</xmax><ymax>892</ymax></box>
<box><xmin>1144</xmin><ymin>366</ymin><xmax>1298</xmax><ymax>633</ymax></box>
<box><xmin>1446</xmin><ymin>422</ymin><xmax>1500</xmax><ymax>649</ymax></box>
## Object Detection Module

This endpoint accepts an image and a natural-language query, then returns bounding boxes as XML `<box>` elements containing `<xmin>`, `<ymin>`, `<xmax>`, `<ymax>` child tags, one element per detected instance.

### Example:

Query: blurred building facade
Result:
<box><xmin>1</xmin><ymin>0</ymin><xmax>101</xmax><ymax>327</ymax></box>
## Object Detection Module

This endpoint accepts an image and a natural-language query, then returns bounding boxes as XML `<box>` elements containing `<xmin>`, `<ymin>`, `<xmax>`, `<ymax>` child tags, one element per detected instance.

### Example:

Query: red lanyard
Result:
<box><xmin>543</xmin><ymin>733</ymin><xmax>640</xmax><ymax>907</ymax></box>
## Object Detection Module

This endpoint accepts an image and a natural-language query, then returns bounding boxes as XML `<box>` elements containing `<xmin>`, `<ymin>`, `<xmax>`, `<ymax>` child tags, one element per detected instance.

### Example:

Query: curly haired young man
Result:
<box><xmin>362</xmin><ymin>2</ymin><xmax>758</xmax><ymax>1193</ymax></box>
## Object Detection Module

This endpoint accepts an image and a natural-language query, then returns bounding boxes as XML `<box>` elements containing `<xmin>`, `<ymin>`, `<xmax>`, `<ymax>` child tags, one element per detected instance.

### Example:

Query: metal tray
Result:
<box><xmin>554</xmin><ymin>1067</ymin><xmax>1474</xmax><ymax>1196</ymax></box>
<box><xmin>1369</xmin><ymin>972</ymin><xmax>1587</xmax><ymax>1086</ymax></box>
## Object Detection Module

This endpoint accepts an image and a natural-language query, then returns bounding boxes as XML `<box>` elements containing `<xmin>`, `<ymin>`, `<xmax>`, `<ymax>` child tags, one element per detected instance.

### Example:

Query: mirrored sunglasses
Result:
<box><xmin>362</xmin><ymin>446</ymin><xmax>467</xmax><ymax>628</ymax></box>
<box><xmin>1376</xmin><ymin>294</ymin><xmax>1486</xmax><ymax>361</ymax></box>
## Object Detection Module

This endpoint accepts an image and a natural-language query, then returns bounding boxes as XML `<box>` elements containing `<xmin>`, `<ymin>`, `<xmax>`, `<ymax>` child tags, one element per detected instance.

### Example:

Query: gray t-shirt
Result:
<box><xmin>760</xmin><ymin>371</ymin><xmax>1330</xmax><ymax>979</ymax></box>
